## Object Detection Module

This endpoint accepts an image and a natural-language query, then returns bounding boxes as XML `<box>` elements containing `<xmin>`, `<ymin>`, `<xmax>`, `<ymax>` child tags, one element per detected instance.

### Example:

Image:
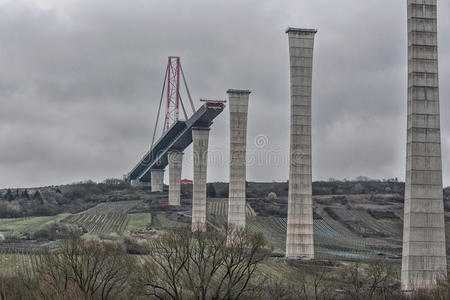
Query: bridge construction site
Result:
<box><xmin>125</xmin><ymin>0</ymin><xmax>446</xmax><ymax>291</ymax></box>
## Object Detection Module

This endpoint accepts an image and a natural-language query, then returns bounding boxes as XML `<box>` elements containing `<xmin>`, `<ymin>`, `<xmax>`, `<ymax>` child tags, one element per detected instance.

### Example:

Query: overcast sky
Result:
<box><xmin>1</xmin><ymin>0</ymin><xmax>449</xmax><ymax>188</ymax></box>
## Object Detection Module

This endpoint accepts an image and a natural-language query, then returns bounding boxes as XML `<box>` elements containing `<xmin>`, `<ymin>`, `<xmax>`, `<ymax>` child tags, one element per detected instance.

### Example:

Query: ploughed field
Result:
<box><xmin>0</xmin><ymin>190</ymin><xmax>449</xmax><ymax>276</ymax></box>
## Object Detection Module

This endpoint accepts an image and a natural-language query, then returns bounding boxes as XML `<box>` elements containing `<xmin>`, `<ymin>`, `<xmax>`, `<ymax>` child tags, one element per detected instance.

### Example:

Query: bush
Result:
<box><xmin>123</xmin><ymin>236</ymin><xmax>150</xmax><ymax>254</ymax></box>
<box><xmin>267</xmin><ymin>192</ymin><xmax>277</xmax><ymax>200</ymax></box>
<box><xmin>5</xmin><ymin>231</ymin><xmax>29</xmax><ymax>241</ymax></box>
<box><xmin>32</xmin><ymin>221</ymin><xmax>83</xmax><ymax>240</ymax></box>
<box><xmin>0</xmin><ymin>277</ymin><xmax>35</xmax><ymax>299</ymax></box>
<box><xmin>340</xmin><ymin>260</ymin><xmax>399</xmax><ymax>299</ymax></box>
<box><xmin>350</xmin><ymin>183</ymin><xmax>365</xmax><ymax>194</ymax></box>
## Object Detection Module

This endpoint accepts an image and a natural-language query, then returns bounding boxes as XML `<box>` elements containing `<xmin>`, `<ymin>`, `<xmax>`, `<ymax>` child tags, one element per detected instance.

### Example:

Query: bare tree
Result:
<box><xmin>340</xmin><ymin>263</ymin><xmax>364</xmax><ymax>300</ymax></box>
<box><xmin>340</xmin><ymin>259</ymin><xmax>398</xmax><ymax>300</ymax></box>
<box><xmin>133</xmin><ymin>225</ymin><xmax>270</xmax><ymax>300</ymax></box>
<box><xmin>133</xmin><ymin>228</ymin><xmax>189</xmax><ymax>299</ymax></box>
<box><xmin>260</xmin><ymin>277</ymin><xmax>293</xmax><ymax>300</ymax></box>
<box><xmin>1</xmin><ymin>276</ymin><xmax>35</xmax><ymax>300</ymax></box>
<box><xmin>214</xmin><ymin>227</ymin><xmax>269</xmax><ymax>299</ymax></box>
<box><xmin>366</xmin><ymin>259</ymin><xmax>398</xmax><ymax>298</ymax></box>
<box><xmin>183</xmin><ymin>230</ymin><xmax>225</xmax><ymax>299</ymax></box>
<box><xmin>289</xmin><ymin>261</ymin><xmax>337</xmax><ymax>300</ymax></box>
<box><xmin>20</xmin><ymin>235</ymin><xmax>137</xmax><ymax>300</ymax></box>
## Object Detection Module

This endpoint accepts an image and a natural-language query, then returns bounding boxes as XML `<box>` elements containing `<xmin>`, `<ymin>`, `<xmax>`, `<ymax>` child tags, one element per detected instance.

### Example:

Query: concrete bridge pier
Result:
<box><xmin>285</xmin><ymin>27</ymin><xmax>317</xmax><ymax>260</ymax></box>
<box><xmin>402</xmin><ymin>0</ymin><xmax>446</xmax><ymax>291</ymax></box>
<box><xmin>227</xmin><ymin>89</ymin><xmax>250</xmax><ymax>229</ymax></box>
<box><xmin>168</xmin><ymin>151</ymin><xmax>183</xmax><ymax>206</ymax></box>
<box><xmin>130</xmin><ymin>179</ymin><xmax>151</xmax><ymax>187</ymax></box>
<box><xmin>192</xmin><ymin>127</ymin><xmax>210</xmax><ymax>232</ymax></box>
<box><xmin>150</xmin><ymin>169</ymin><xmax>164</xmax><ymax>192</ymax></box>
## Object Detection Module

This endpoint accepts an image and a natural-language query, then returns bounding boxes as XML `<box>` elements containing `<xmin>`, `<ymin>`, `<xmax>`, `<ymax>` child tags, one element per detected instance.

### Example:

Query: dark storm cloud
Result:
<box><xmin>0</xmin><ymin>0</ymin><xmax>449</xmax><ymax>188</ymax></box>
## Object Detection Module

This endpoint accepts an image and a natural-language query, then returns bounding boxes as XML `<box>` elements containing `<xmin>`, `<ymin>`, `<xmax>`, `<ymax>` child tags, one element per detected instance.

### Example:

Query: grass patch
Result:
<box><xmin>125</xmin><ymin>213</ymin><xmax>151</xmax><ymax>232</ymax></box>
<box><xmin>0</xmin><ymin>214</ymin><xmax>69</xmax><ymax>235</ymax></box>
<box><xmin>152</xmin><ymin>213</ymin><xmax>184</xmax><ymax>229</ymax></box>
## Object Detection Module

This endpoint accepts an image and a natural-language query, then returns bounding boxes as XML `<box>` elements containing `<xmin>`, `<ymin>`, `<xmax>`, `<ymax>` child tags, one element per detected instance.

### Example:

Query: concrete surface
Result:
<box><xmin>168</xmin><ymin>151</ymin><xmax>183</xmax><ymax>206</ymax></box>
<box><xmin>285</xmin><ymin>27</ymin><xmax>317</xmax><ymax>260</ymax></box>
<box><xmin>192</xmin><ymin>127</ymin><xmax>210</xmax><ymax>232</ymax></box>
<box><xmin>227</xmin><ymin>89</ymin><xmax>251</xmax><ymax>228</ymax></box>
<box><xmin>150</xmin><ymin>169</ymin><xmax>164</xmax><ymax>192</ymax></box>
<box><xmin>402</xmin><ymin>0</ymin><xmax>447</xmax><ymax>291</ymax></box>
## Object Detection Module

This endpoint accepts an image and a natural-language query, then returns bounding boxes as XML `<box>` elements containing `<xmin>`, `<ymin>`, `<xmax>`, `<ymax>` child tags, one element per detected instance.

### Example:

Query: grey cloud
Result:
<box><xmin>0</xmin><ymin>0</ymin><xmax>449</xmax><ymax>188</ymax></box>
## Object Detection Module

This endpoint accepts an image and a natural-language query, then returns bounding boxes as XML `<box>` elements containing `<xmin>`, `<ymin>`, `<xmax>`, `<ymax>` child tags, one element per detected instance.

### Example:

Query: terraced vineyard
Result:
<box><xmin>0</xmin><ymin>247</ymin><xmax>47</xmax><ymax>277</ymax></box>
<box><xmin>207</xmin><ymin>200</ymin><xmax>256</xmax><ymax>216</ymax></box>
<box><xmin>64</xmin><ymin>213</ymin><xmax>128</xmax><ymax>234</ymax></box>
<box><xmin>0</xmin><ymin>201</ymin><xmax>145</xmax><ymax>276</ymax></box>
<box><xmin>0</xmin><ymin>253</ymin><xmax>31</xmax><ymax>276</ymax></box>
<box><xmin>245</xmin><ymin>215</ymin><xmax>400</xmax><ymax>260</ymax></box>
<box><xmin>82</xmin><ymin>201</ymin><xmax>142</xmax><ymax>214</ymax></box>
<box><xmin>63</xmin><ymin>200</ymin><xmax>142</xmax><ymax>235</ymax></box>
<box><xmin>271</xmin><ymin>218</ymin><xmax>342</xmax><ymax>238</ymax></box>
<box><xmin>247</xmin><ymin>216</ymin><xmax>286</xmax><ymax>252</ymax></box>
<box><xmin>326</xmin><ymin>207</ymin><xmax>402</xmax><ymax>238</ymax></box>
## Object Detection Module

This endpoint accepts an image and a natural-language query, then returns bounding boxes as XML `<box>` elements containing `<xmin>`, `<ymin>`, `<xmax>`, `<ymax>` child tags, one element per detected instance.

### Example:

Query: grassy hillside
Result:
<box><xmin>1</xmin><ymin>180</ymin><xmax>449</xmax><ymax>277</ymax></box>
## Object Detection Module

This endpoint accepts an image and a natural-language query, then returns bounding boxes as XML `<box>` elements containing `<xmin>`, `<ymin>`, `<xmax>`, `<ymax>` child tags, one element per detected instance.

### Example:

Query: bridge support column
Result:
<box><xmin>150</xmin><ymin>169</ymin><xmax>164</xmax><ymax>192</ymax></box>
<box><xmin>192</xmin><ymin>127</ymin><xmax>209</xmax><ymax>232</ymax></box>
<box><xmin>285</xmin><ymin>28</ymin><xmax>317</xmax><ymax>260</ymax></box>
<box><xmin>168</xmin><ymin>151</ymin><xmax>183</xmax><ymax>206</ymax></box>
<box><xmin>402</xmin><ymin>0</ymin><xmax>446</xmax><ymax>291</ymax></box>
<box><xmin>227</xmin><ymin>89</ymin><xmax>250</xmax><ymax>229</ymax></box>
<box><xmin>131</xmin><ymin>180</ymin><xmax>151</xmax><ymax>187</ymax></box>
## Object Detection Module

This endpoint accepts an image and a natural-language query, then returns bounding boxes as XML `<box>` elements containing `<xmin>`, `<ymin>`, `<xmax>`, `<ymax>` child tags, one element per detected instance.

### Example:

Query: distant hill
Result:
<box><xmin>1</xmin><ymin>179</ymin><xmax>449</xmax><ymax>219</ymax></box>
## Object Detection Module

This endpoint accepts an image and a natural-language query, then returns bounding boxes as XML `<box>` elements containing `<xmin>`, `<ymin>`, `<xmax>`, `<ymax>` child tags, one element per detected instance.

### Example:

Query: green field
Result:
<box><xmin>125</xmin><ymin>213</ymin><xmax>151</xmax><ymax>232</ymax></box>
<box><xmin>152</xmin><ymin>213</ymin><xmax>185</xmax><ymax>229</ymax></box>
<box><xmin>0</xmin><ymin>214</ymin><xmax>69</xmax><ymax>238</ymax></box>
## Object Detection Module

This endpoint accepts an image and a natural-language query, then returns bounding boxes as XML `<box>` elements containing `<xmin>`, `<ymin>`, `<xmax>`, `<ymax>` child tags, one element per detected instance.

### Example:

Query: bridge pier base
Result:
<box><xmin>192</xmin><ymin>127</ymin><xmax>209</xmax><ymax>232</ymax></box>
<box><xmin>130</xmin><ymin>180</ymin><xmax>151</xmax><ymax>188</ymax></box>
<box><xmin>168</xmin><ymin>151</ymin><xmax>183</xmax><ymax>206</ymax></box>
<box><xmin>150</xmin><ymin>169</ymin><xmax>164</xmax><ymax>192</ymax></box>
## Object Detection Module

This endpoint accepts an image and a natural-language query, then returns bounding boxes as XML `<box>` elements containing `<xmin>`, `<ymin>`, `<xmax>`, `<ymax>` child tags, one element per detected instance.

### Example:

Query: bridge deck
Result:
<box><xmin>127</xmin><ymin>102</ymin><xmax>225</xmax><ymax>183</ymax></box>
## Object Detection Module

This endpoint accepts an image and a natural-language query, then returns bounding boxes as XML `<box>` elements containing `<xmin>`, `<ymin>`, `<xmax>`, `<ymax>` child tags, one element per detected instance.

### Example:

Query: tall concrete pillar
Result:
<box><xmin>168</xmin><ymin>151</ymin><xmax>183</xmax><ymax>206</ymax></box>
<box><xmin>150</xmin><ymin>169</ymin><xmax>164</xmax><ymax>192</ymax></box>
<box><xmin>227</xmin><ymin>89</ymin><xmax>250</xmax><ymax>228</ymax></box>
<box><xmin>402</xmin><ymin>0</ymin><xmax>446</xmax><ymax>290</ymax></box>
<box><xmin>191</xmin><ymin>128</ymin><xmax>210</xmax><ymax>232</ymax></box>
<box><xmin>285</xmin><ymin>28</ymin><xmax>316</xmax><ymax>260</ymax></box>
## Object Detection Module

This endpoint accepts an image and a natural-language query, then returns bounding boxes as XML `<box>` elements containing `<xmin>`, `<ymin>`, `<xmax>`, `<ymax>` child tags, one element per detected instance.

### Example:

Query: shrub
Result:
<box><xmin>32</xmin><ymin>221</ymin><xmax>82</xmax><ymax>240</ymax></box>
<box><xmin>123</xmin><ymin>236</ymin><xmax>150</xmax><ymax>254</ymax></box>
<box><xmin>267</xmin><ymin>192</ymin><xmax>278</xmax><ymax>200</ymax></box>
